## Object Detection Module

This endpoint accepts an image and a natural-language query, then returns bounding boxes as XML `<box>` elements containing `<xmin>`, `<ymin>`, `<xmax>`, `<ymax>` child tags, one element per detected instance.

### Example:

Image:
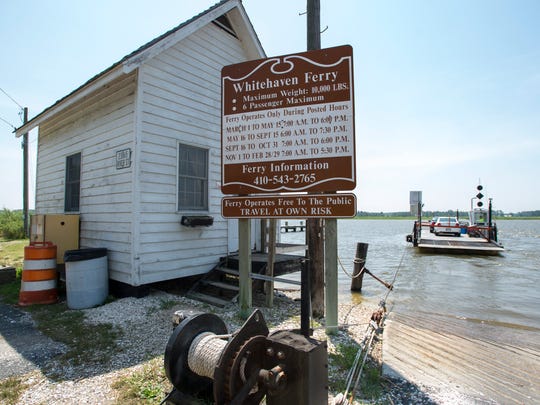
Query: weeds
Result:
<box><xmin>28</xmin><ymin>303</ymin><xmax>122</xmax><ymax>375</ymax></box>
<box><xmin>158</xmin><ymin>298</ymin><xmax>178</xmax><ymax>310</ymax></box>
<box><xmin>330</xmin><ymin>342</ymin><xmax>359</xmax><ymax>370</ymax></box>
<box><xmin>0</xmin><ymin>240</ymin><xmax>123</xmax><ymax>374</ymax></box>
<box><xmin>0</xmin><ymin>279</ymin><xmax>21</xmax><ymax>305</ymax></box>
<box><xmin>328</xmin><ymin>342</ymin><xmax>383</xmax><ymax>399</ymax></box>
<box><xmin>0</xmin><ymin>376</ymin><xmax>28</xmax><ymax>405</ymax></box>
<box><xmin>112</xmin><ymin>357</ymin><xmax>172</xmax><ymax>404</ymax></box>
<box><xmin>0</xmin><ymin>239</ymin><xmax>25</xmax><ymax>305</ymax></box>
<box><xmin>0</xmin><ymin>239</ymin><xmax>26</xmax><ymax>269</ymax></box>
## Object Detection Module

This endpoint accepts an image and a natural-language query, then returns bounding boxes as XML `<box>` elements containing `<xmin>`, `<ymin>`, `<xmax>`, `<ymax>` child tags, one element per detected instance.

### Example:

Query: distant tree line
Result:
<box><xmin>510</xmin><ymin>210</ymin><xmax>540</xmax><ymax>217</ymax></box>
<box><xmin>356</xmin><ymin>210</ymin><xmax>539</xmax><ymax>218</ymax></box>
<box><xmin>356</xmin><ymin>211</ymin><xmax>413</xmax><ymax>217</ymax></box>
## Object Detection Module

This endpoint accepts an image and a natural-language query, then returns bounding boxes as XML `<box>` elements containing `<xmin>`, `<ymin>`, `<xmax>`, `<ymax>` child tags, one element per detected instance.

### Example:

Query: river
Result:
<box><xmin>280</xmin><ymin>219</ymin><xmax>540</xmax><ymax>343</ymax></box>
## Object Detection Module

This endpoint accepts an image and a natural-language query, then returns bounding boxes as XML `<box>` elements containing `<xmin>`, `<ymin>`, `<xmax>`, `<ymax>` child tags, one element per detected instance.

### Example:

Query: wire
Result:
<box><xmin>337</xmin><ymin>247</ymin><xmax>407</xmax><ymax>405</ymax></box>
<box><xmin>0</xmin><ymin>115</ymin><xmax>17</xmax><ymax>130</ymax></box>
<box><xmin>382</xmin><ymin>248</ymin><xmax>406</xmax><ymax>303</ymax></box>
<box><xmin>0</xmin><ymin>86</ymin><xmax>24</xmax><ymax>110</ymax></box>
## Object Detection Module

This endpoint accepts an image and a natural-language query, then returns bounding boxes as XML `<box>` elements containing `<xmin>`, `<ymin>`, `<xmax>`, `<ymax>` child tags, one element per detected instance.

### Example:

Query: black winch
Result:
<box><xmin>163</xmin><ymin>309</ymin><xmax>328</xmax><ymax>404</ymax></box>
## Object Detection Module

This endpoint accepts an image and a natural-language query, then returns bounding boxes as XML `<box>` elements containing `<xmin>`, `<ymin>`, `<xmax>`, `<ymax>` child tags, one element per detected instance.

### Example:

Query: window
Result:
<box><xmin>65</xmin><ymin>152</ymin><xmax>81</xmax><ymax>212</ymax></box>
<box><xmin>178</xmin><ymin>144</ymin><xmax>208</xmax><ymax>211</ymax></box>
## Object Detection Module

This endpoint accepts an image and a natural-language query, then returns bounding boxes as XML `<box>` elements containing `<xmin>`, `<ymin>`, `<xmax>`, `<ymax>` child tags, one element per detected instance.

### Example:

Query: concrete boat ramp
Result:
<box><xmin>383</xmin><ymin>310</ymin><xmax>540</xmax><ymax>403</ymax></box>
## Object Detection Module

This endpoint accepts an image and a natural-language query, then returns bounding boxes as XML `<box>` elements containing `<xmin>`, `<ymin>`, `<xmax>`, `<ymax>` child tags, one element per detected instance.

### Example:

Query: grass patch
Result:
<box><xmin>0</xmin><ymin>279</ymin><xmax>21</xmax><ymax>305</ymax></box>
<box><xmin>329</xmin><ymin>342</ymin><xmax>359</xmax><ymax>371</ymax></box>
<box><xmin>360</xmin><ymin>364</ymin><xmax>384</xmax><ymax>399</ymax></box>
<box><xmin>144</xmin><ymin>297</ymin><xmax>179</xmax><ymax>317</ymax></box>
<box><xmin>0</xmin><ymin>239</ymin><xmax>123</xmax><ymax>374</ymax></box>
<box><xmin>0</xmin><ymin>238</ymin><xmax>25</xmax><ymax>306</ymax></box>
<box><xmin>0</xmin><ymin>376</ymin><xmax>29</xmax><ymax>405</ymax></box>
<box><xmin>0</xmin><ymin>239</ymin><xmax>26</xmax><ymax>269</ymax></box>
<box><xmin>158</xmin><ymin>298</ymin><xmax>178</xmax><ymax>311</ymax></box>
<box><xmin>112</xmin><ymin>357</ymin><xmax>173</xmax><ymax>404</ymax></box>
<box><xmin>27</xmin><ymin>303</ymin><xmax>123</xmax><ymax>374</ymax></box>
<box><xmin>328</xmin><ymin>343</ymin><xmax>383</xmax><ymax>400</ymax></box>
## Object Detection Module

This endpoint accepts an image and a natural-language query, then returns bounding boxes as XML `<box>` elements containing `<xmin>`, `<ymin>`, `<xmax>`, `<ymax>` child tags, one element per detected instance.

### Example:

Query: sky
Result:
<box><xmin>1</xmin><ymin>0</ymin><xmax>539</xmax><ymax>213</ymax></box>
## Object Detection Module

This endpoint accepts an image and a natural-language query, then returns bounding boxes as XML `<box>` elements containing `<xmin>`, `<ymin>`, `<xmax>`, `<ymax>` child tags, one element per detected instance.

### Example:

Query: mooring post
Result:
<box><xmin>350</xmin><ymin>242</ymin><xmax>368</xmax><ymax>292</ymax></box>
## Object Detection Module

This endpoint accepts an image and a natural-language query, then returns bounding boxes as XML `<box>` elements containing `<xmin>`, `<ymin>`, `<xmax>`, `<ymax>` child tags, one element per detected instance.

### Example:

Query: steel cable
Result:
<box><xmin>336</xmin><ymin>247</ymin><xmax>407</xmax><ymax>405</ymax></box>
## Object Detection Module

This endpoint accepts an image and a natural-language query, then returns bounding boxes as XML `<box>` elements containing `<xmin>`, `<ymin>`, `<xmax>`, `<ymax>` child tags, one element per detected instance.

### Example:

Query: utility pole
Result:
<box><xmin>307</xmin><ymin>0</ymin><xmax>321</xmax><ymax>50</ymax></box>
<box><xmin>22</xmin><ymin>107</ymin><xmax>29</xmax><ymax>237</ymax></box>
<box><xmin>306</xmin><ymin>0</ymin><xmax>325</xmax><ymax>319</ymax></box>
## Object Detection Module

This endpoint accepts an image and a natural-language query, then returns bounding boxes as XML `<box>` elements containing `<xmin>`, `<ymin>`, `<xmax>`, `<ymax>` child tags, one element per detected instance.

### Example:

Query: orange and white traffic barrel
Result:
<box><xmin>19</xmin><ymin>242</ymin><xmax>58</xmax><ymax>306</ymax></box>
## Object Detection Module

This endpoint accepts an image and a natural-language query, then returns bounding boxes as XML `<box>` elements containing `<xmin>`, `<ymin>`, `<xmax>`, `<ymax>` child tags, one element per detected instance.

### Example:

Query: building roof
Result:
<box><xmin>15</xmin><ymin>0</ymin><xmax>264</xmax><ymax>137</ymax></box>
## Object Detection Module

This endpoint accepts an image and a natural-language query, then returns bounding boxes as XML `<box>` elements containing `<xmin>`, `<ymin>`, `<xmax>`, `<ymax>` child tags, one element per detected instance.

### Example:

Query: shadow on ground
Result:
<box><xmin>0</xmin><ymin>302</ymin><xmax>65</xmax><ymax>379</ymax></box>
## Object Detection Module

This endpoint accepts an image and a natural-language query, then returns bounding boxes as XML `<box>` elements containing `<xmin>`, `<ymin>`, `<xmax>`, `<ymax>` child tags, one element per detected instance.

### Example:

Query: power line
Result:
<box><xmin>0</xmin><ymin>86</ymin><xmax>24</xmax><ymax>110</ymax></box>
<box><xmin>0</xmin><ymin>115</ymin><xmax>17</xmax><ymax>131</ymax></box>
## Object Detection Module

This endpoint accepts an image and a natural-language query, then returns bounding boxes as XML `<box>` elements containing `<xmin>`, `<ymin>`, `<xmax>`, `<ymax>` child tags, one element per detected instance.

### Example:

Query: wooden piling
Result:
<box><xmin>351</xmin><ymin>242</ymin><xmax>368</xmax><ymax>291</ymax></box>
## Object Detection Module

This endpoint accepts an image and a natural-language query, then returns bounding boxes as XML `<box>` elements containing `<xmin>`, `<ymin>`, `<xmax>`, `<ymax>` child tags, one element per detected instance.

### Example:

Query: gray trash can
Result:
<box><xmin>64</xmin><ymin>248</ymin><xmax>108</xmax><ymax>309</ymax></box>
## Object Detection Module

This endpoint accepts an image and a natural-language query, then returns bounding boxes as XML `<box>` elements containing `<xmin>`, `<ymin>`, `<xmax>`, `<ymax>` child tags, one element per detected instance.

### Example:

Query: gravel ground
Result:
<box><xmin>4</xmin><ymin>289</ymin><xmax>477</xmax><ymax>404</ymax></box>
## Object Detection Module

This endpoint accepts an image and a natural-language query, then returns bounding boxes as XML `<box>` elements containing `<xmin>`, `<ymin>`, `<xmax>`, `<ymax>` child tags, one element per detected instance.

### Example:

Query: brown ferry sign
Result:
<box><xmin>221</xmin><ymin>45</ymin><xmax>355</xmax><ymax>195</ymax></box>
<box><xmin>222</xmin><ymin>193</ymin><xmax>357</xmax><ymax>219</ymax></box>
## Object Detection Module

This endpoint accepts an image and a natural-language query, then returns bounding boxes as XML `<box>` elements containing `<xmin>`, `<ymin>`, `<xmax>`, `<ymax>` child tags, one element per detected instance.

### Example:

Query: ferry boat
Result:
<box><xmin>406</xmin><ymin>185</ymin><xmax>504</xmax><ymax>255</ymax></box>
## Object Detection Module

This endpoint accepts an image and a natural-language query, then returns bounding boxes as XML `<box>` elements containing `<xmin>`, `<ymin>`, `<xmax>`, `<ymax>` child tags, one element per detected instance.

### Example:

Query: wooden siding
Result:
<box><xmin>33</xmin><ymin>14</ymin><xmax>262</xmax><ymax>286</ymax></box>
<box><xmin>136</xmin><ymin>23</ymin><xmax>248</xmax><ymax>283</ymax></box>
<box><xmin>35</xmin><ymin>72</ymin><xmax>137</xmax><ymax>284</ymax></box>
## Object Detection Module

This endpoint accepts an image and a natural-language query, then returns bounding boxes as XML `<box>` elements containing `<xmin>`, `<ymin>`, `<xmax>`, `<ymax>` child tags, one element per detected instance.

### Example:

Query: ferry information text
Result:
<box><xmin>221</xmin><ymin>45</ymin><xmax>356</xmax><ymax>194</ymax></box>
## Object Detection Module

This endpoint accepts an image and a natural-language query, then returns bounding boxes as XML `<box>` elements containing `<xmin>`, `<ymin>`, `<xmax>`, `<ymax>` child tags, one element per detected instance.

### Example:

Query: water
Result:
<box><xmin>280</xmin><ymin>219</ymin><xmax>540</xmax><ymax>337</ymax></box>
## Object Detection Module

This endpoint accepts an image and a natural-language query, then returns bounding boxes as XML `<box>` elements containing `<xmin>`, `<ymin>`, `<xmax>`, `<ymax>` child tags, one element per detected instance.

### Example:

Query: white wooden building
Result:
<box><xmin>16</xmin><ymin>0</ymin><xmax>265</xmax><ymax>288</ymax></box>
